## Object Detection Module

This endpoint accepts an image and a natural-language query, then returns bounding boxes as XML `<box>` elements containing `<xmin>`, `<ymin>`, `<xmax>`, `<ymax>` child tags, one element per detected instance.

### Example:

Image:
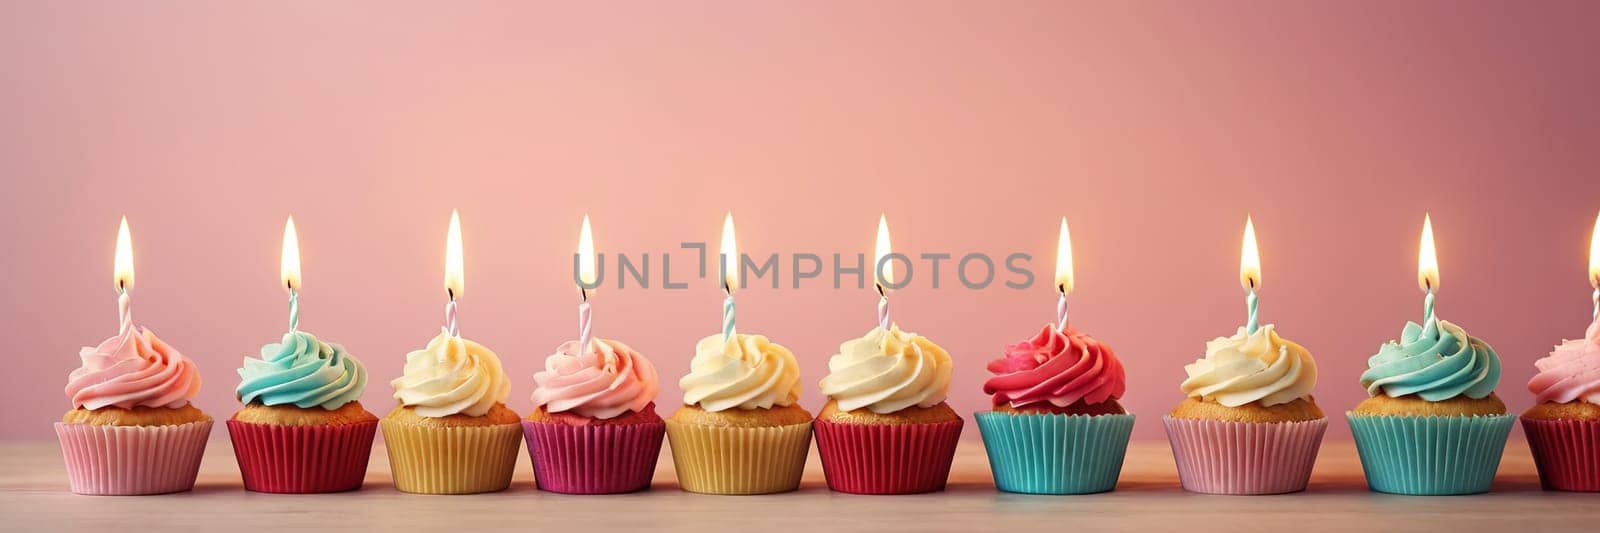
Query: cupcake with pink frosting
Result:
<box><xmin>525</xmin><ymin>338</ymin><xmax>664</xmax><ymax>494</ymax></box>
<box><xmin>976</xmin><ymin>325</ymin><xmax>1134</xmax><ymax>494</ymax></box>
<box><xmin>58</xmin><ymin>309</ymin><xmax>211</xmax><ymax>495</ymax></box>
<box><xmin>1522</xmin><ymin>318</ymin><xmax>1600</xmax><ymax>491</ymax></box>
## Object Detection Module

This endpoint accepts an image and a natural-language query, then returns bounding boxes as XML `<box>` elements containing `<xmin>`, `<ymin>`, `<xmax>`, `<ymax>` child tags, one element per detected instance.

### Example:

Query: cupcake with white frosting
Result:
<box><xmin>381</xmin><ymin>329</ymin><xmax>522</xmax><ymax>494</ymax></box>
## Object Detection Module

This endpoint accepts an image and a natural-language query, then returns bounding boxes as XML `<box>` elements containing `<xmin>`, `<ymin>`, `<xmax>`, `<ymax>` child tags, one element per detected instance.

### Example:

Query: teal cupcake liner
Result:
<box><xmin>1346</xmin><ymin>413</ymin><xmax>1515</xmax><ymax>495</ymax></box>
<box><xmin>975</xmin><ymin>411</ymin><xmax>1135</xmax><ymax>494</ymax></box>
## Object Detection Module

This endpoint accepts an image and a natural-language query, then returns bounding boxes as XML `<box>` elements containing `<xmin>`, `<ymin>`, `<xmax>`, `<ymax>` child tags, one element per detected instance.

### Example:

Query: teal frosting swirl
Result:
<box><xmin>1360</xmin><ymin>320</ymin><xmax>1500</xmax><ymax>401</ymax></box>
<box><xmin>237</xmin><ymin>331</ymin><xmax>368</xmax><ymax>409</ymax></box>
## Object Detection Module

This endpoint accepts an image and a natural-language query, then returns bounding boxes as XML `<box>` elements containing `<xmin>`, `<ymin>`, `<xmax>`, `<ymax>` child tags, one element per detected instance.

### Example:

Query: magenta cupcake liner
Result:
<box><xmin>226</xmin><ymin>419</ymin><xmax>378</xmax><ymax>493</ymax></box>
<box><xmin>813</xmin><ymin>417</ymin><xmax>964</xmax><ymax>494</ymax></box>
<box><xmin>1521</xmin><ymin>417</ymin><xmax>1600</xmax><ymax>492</ymax></box>
<box><xmin>522</xmin><ymin>419</ymin><xmax>666</xmax><ymax>494</ymax></box>
<box><xmin>1162</xmin><ymin>416</ymin><xmax>1327</xmax><ymax>495</ymax></box>
<box><xmin>55</xmin><ymin>420</ymin><xmax>212</xmax><ymax>496</ymax></box>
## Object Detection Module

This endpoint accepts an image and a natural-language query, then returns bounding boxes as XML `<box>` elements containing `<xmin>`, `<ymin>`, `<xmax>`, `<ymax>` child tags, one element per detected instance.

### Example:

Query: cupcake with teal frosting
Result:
<box><xmin>227</xmin><ymin>330</ymin><xmax>377</xmax><ymax>493</ymax></box>
<box><xmin>1349</xmin><ymin>319</ymin><xmax>1515</xmax><ymax>495</ymax></box>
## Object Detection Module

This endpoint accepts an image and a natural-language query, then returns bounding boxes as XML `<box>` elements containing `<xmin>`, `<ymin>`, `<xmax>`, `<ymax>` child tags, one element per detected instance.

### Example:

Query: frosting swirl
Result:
<box><xmin>237</xmin><ymin>331</ymin><xmax>368</xmax><ymax>410</ymax></box>
<box><xmin>984</xmin><ymin>325</ymin><xmax>1125</xmax><ymax>408</ymax></box>
<box><xmin>66</xmin><ymin>326</ymin><xmax>202</xmax><ymax>410</ymax></box>
<box><xmin>1180</xmin><ymin>325</ymin><xmax>1317</xmax><ymax>407</ymax></box>
<box><xmin>819</xmin><ymin>326</ymin><xmax>953</xmax><ymax>414</ymax></box>
<box><xmin>1361</xmin><ymin>320</ymin><xmax>1500</xmax><ymax>401</ymax></box>
<box><xmin>1527</xmin><ymin>319</ymin><xmax>1600</xmax><ymax>405</ymax></box>
<box><xmin>680</xmin><ymin>333</ymin><xmax>801</xmax><ymax>412</ymax></box>
<box><xmin>530</xmin><ymin>338</ymin><xmax>660</xmax><ymax>419</ymax></box>
<box><xmin>391</xmin><ymin>329</ymin><xmax>512</xmax><ymax>417</ymax></box>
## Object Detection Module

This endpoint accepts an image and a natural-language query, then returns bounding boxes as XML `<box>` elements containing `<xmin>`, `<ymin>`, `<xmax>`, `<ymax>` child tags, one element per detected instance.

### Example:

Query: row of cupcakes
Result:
<box><xmin>56</xmin><ymin>214</ymin><xmax>1600</xmax><ymax>496</ymax></box>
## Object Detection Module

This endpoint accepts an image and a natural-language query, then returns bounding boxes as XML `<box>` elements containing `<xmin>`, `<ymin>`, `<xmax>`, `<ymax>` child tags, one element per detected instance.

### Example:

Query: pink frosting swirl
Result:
<box><xmin>1528</xmin><ymin>319</ymin><xmax>1600</xmax><ymax>405</ymax></box>
<box><xmin>529</xmin><ymin>338</ymin><xmax>660</xmax><ymax>419</ymax></box>
<box><xmin>983</xmin><ymin>325</ymin><xmax>1126</xmax><ymax>408</ymax></box>
<box><xmin>66</xmin><ymin>326</ymin><xmax>202</xmax><ymax>410</ymax></box>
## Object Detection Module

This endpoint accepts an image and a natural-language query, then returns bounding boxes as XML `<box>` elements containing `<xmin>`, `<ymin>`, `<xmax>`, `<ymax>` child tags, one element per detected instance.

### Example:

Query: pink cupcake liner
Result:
<box><xmin>226</xmin><ymin>419</ymin><xmax>378</xmax><ymax>493</ymax></box>
<box><xmin>813</xmin><ymin>417</ymin><xmax>964</xmax><ymax>494</ymax></box>
<box><xmin>55</xmin><ymin>420</ymin><xmax>212</xmax><ymax>496</ymax></box>
<box><xmin>522</xmin><ymin>419</ymin><xmax>666</xmax><ymax>494</ymax></box>
<box><xmin>1162</xmin><ymin>416</ymin><xmax>1327</xmax><ymax>495</ymax></box>
<box><xmin>1521</xmin><ymin>417</ymin><xmax>1600</xmax><ymax>492</ymax></box>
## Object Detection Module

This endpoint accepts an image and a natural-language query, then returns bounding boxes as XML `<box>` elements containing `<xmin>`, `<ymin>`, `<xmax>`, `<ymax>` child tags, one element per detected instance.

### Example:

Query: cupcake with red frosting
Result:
<box><xmin>525</xmin><ymin>338</ymin><xmax>664</xmax><ymax>494</ymax></box>
<box><xmin>976</xmin><ymin>325</ymin><xmax>1134</xmax><ymax>494</ymax></box>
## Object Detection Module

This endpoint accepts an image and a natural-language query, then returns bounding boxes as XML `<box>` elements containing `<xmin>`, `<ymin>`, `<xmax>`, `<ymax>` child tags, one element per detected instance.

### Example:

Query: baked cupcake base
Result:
<box><xmin>1520</xmin><ymin>401</ymin><xmax>1600</xmax><ymax>492</ymax></box>
<box><xmin>814</xmin><ymin>401</ymin><xmax>963</xmax><ymax>495</ymax></box>
<box><xmin>523</xmin><ymin>405</ymin><xmax>666</xmax><ymax>494</ymax></box>
<box><xmin>380</xmin><ymin>404</ymin><xmax>524</xmax><ymax>495</ymax></box>
<box><xmin>56</xmin><ymin>420</ymin><xmax>213</xmax><ymax>495</ymax></box>
<box><xmin>1163</xmin><ymin>415</ymin><xmax>1327</xmax><ymax>495</ymax></box>
<box><xmin>665</xmin><ymin>404</ymin><xmax>813</xmax><ymax>495</ymax></box>
<box><xmin>1347</xmin><ymin>393</ymin><xmax>1514</xmax><ymax>495</ymax></box>
<box><xmin>976</xmin><ymin>407</ymin><xmax>1134</xmax><ymax>494</ymax></box>
<box><xmin>227</xmin><ymin>402</ymin><xmax>379</xmax><ymax>494</ymax></box>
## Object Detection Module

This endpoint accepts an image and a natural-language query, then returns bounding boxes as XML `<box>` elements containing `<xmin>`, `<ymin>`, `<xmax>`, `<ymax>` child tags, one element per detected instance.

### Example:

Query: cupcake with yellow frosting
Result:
<box><xmin>58</xmin><ymin>317</ymin><xmax>211</xmax><ymax>495</ymax></box>
<box><xmin>228</xmin><ymin>331</ymin><xmax>376</xmax><ymax>493</ymax></box>
<box><xmin>382</xmin><ymin>329</ymin><xmax>522</xmax><ymax>494</ymax></box>
<box><xmin>666</xmin><ymin>333</ymin><xmax>812</xmax><ymax>495</ymax></box>
<box><xmin>1348</xmin><ymin>319</ymin><xmax>1514</xmax><ymax>495</ymax></box>
<box><xmin>1164</xmin><ymin>325</ymin><xmax>1327</xmax><ymax>495</ymax></box>
<box><xmin>814</xmin><ymin>325</ymin><xmax>962</xmax><ymax>494</ymax></box>
<box><xmin>525</xmin><ymin>338</ymin><xmax>664</xmax><ymax>494</ymax></box>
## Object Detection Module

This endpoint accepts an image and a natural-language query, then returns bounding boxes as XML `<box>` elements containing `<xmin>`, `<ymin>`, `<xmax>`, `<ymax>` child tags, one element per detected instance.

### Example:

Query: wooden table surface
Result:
<box><xmin>2</xmin><ymin>438</ymin><xmax>1594</xmax><ymax>532</ymax></box>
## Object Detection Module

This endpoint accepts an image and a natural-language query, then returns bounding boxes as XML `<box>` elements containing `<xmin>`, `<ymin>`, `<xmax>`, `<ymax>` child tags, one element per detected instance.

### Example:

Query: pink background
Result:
<box><xmin>3</xmin><ymin>2</ymin><xmax>1598</xmax><ymax>441</ymax></box>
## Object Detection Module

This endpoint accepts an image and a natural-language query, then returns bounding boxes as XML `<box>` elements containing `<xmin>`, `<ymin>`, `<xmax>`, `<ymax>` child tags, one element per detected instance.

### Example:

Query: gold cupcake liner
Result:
<box><xmin>379</xmin><ymin>419</ymin><xmax>524</xmax><ymax>494</ymax></box>
<box><xmin>664</xmin><ymin>419</ymin><xmax>812</xmax><ymax>495</ymax></box>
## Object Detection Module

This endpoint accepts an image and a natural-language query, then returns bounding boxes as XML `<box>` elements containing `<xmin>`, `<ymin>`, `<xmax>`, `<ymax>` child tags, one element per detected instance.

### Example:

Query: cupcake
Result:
<box><xmin>1349</xmin><ymin>320</ymin><xmax>1514</xmax><ymax>495</ymax></box>
<box><xmin>814</xmin><ymin>325</ymin><xmax>963</xmax><ymax>494</ymax></box>
<box><xmin>382</xmin><ymin>329</ymin><xmax>522</xmax><ymax>494</ymax></box>
<box><xmin>58</xmin><ymin>320</ymin><xmax>211</xmax><ymax>495</ymax></box>
<box><xmin>976</xmin><ymin>325</ymin><xmax>1133</xmax><ymax>494</ymax></box>
<box><xmin>525</xmin><ymin>338</ymin><xmax>665</xmax><ymax>494</ymax></box>
<box><xmin>228</xmin><ymin>331</ymin><xmax>376</xmax><ymax>493</ymax></box>
<box><xmin>1164</xmin><ymin>325</ymin><xmax>1326</xmax><ymax>495</ymax></box>
<box><xmin>666</xmin><ymin>333</ymin><xmax>811</xmax><ymax>495</ymax></box>
<box><xmin>1521</xmin><ymin>318</ymin><xmax>1600</xmax><ymax>492</ymax></box>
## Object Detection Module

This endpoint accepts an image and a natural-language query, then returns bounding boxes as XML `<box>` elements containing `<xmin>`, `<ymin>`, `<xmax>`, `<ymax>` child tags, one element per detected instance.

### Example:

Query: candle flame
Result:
<box><xmin>875</xmin><ymin>214</ymin><xmax>894</xmax><ymax>288</ymax></box>
<box><xmin>578</xmin><ymin>215</ymin><xmax>597</xmax><ymax>288</ymax></box>
<box><xmin>1055</xmin><ymin>217</ymin><xmax>1074</xmax><ymax>294</ymax></box>
<box><xmin>281</xmin><ymin>216</ymin><xmax>302</xmax><ymax>292</ymax></box>
<box><xmin>1240</xmin><ymin>216</ymin><xmax>1261</xmax><ymax>290</ymax></box>
<box><xmin>1589</xmin><ymin>210</ymin><xmax>1599</xmax><ymax>289</ymax></box>
<box><xmin>720</xmin><ymin>212</ymin><xmax>737</xmax><ymax>292</ymax></box>
<box><xmin>113</xmin><ymin>216</ymin><xmax>133</xmax><ymax>292</ymax></box>
<box><xmin>1418</xmin><ymin>213</ymin><xmax>1439</xmax><ymax>292</ymax></box>
<box><xmin>445</xmin><ymin>209</ymin><xmax>464</xmax><ymax>299</ymax></box>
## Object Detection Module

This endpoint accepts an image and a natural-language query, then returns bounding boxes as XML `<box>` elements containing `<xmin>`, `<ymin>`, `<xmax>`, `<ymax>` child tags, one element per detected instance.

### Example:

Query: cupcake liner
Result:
<box><xmin>226</xmin><ymin>419</ymin><xmax>378</xmax><ymax>493</ymax></box>
<box><xmin>1162</xmin><ymin>416</ymin><xmax>1327</xmax><ymax>495</ymax></box>
<box><xmin>379</xmin><ymin>419</ymin><xmax>524</xmax><ymax>494</ymax></box>
<box><xmin>975</xmin><ymin>412</ymin><xmax>1135</xmax><ymax>494</ymax></box>
<box><xmin>522</xmin><ymin>419</ymin><xmax>666</xmax><ymax>494</ymax></box>
<box><xmin>664</xmin><ymin>419</ymin><xmax>812</xmax><ymax>495</ymax></box>
<box><xmin>1520</xmin><ymin>417</ymin><xmax>1600</xmax><ymax>492</ymax></box>
<box><xmin>55</xmin><ymin>420</ymin><xmax>212</xmax><ymax>496</ymax></box>
<box><xmin>813</xmin><ymin>417</ymin><xmax>963</xmax><ymax>494</ymax></box>
<box><xmin>1346</xmin><ymin>413</ymin><xmax>1515</xmax><ymax>495</ymax></box>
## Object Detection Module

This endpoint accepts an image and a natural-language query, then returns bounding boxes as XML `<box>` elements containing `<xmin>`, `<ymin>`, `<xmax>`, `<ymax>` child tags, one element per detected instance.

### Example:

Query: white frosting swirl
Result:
<box><xmin>819</xmin><ymin>326</ymin><xmax>953</xmax><ymax>414</ymax></box>
<box><xmin>1180</xmin><ymin>325</ymin><xmax>1318</xmax><ymax>407</ymax></box>
<box><xmin>679</xmin><ymin>333</ymin><xmax>802</xmax><ymax>412</ymax></box>
<box><xmin>390</xmin><ymin>329</ymin><xmax>512</xmax><ymax>417</ymax></box>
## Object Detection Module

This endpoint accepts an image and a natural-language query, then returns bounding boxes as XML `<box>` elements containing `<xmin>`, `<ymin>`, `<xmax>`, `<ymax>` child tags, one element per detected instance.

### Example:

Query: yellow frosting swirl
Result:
<box><xmin>390</xmin><ymin>329</ymin><xmax>512</xmax><ymax>417</ymax></box>
<box><xmin>1180</xmin><ymin>325</ymin><xmax>1318</xmax><ymax>407</ymax></box>
<box><xmin>819</xmin><ymin>326</ymin><xmax>953</xmax><ymax>414</ymax></box>
<box><xmin>679</xmin><ymin>333</ymin><xmax>802</xmax><ymax>412</ymax></box>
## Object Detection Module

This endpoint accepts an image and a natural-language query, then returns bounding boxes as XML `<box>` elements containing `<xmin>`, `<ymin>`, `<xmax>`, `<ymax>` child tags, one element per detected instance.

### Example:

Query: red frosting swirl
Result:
<box><xmin>983</xmin><ymin>325</ymin><xmax>1126</xmax><ymax>408</ymax></box>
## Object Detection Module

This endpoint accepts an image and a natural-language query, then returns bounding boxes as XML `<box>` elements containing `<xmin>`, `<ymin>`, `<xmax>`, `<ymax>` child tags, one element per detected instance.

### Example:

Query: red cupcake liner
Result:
<box><xmin>813</xmin><ymin>417</ymin><xmax>964</xmax><ymax>494</ymax></box>
<box><xmin>226</xmin><ymin>419</ymin><xmax>378</xmax><ymax>494</ymax></box>
<box><xmin>1521</xmin><ymin>417</ymin><xmax>1600</xmax><ymax>492</ymax></box>
<box><xmin>522</xmin><ymin>419</ymin><xmax>666</xmax><ymax>494</ymax></box>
